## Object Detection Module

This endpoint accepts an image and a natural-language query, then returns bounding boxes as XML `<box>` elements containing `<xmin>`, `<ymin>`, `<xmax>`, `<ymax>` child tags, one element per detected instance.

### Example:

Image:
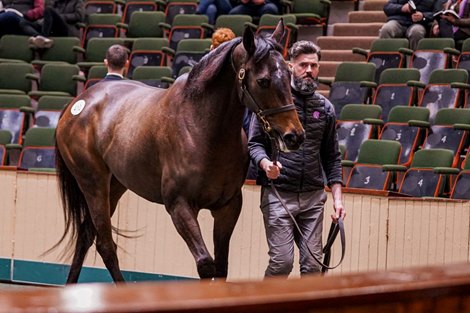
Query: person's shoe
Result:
<box><xmin>30</xmin><ymin>35</ymin><xmax>54</xmax><ymax>49</ymax></box>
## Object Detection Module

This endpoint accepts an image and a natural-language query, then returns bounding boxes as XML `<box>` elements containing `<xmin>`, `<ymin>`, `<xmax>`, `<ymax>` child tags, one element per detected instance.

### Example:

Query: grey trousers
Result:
<box><xmin>379</xmin><ymin>20</ymin><xmax>426</xmax><ymax>50</ymax></box>
<box><xmin>260</xmin><ymin>186</ymin><xmax>327</xmax><ymax>277</ymax></box>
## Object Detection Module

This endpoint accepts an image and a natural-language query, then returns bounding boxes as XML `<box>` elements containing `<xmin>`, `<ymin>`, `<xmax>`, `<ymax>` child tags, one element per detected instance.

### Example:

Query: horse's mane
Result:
<box><xmin>184</xmin><ymin>35</ymin><xmax>283</xmax><ymax>98</ymax></box>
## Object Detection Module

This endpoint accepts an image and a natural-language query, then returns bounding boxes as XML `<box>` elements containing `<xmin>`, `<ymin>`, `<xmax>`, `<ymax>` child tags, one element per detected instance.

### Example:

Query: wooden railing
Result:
<box><xmin>2</xmin><ymin>262</ymin><xmax>470</xmax><ymax>313</ymax></box>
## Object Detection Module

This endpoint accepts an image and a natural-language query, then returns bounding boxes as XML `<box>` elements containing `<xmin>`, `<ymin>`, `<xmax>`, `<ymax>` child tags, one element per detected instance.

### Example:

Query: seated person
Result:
<box><xmin>0</xmin><ymin>0</ymin><xmax>43</xmax><ymax>38</ymax></box>
<box><xmin>196</xmin><ymin>0</ymin><xmax>232</xmax><ymax>25</ymax></box>
<box><xmin>27</xmin><ymin>0</ymin><xmax>85</xmax><ymax>49</ymax></box>
<box><xmin>229</xmin><ymin>0</ymin><xmax>279</xmax><ymax>18</ymax></box>
<box><xmin>432</xmin><ymin>0</ymin><xmax>470</xmax><ymax>50</ymax></box>
<box><xmin>379</xmin><ymin>0</ymin><xmax>439</xmax><ymax>50</ymax></box>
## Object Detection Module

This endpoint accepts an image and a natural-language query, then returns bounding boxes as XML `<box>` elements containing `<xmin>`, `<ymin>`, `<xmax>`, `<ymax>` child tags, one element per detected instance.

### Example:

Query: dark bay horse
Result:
<box><xmin>55</xmin><ymin>21</ymin><xmax>305</xmax><ymax>283</ymax></box>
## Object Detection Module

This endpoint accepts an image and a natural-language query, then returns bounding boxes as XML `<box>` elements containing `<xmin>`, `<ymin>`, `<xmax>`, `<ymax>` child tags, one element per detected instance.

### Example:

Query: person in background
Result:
<box><xmin>229</xmin><ymin>0</ymin><xmax>279</xmax><ymax>18</ymax></box>
<box><xmin>248</xmin><ymin>41</ymin><xmax>345</xmax><ymax>277</ymax></box>
<box><xmin>27</xmin><ymin>0</ymin><xmax>85</xmax><ymax>48</ymax></box>
<box><xmin>0</xmin><ymin>0</ymin><xmax>43</xmax><ymax>38</ymax></box>
<box><xmin>196</xmin><ymin>0</ymin><xmax>232</xmax><ymax>25</ymax></box>
<box><xmin>379</xmin><ymin>0</ymin><xmax>439</xmax><ymax>50</ymax></box>
<box><xmin>210</xmin><ymin>27</ymin><xmax>235</xmax><ymax>50</ymax></box>
<box><xmin>102</xmin><ymin>44</ymin><xmax>129</xmax><ymax>81</ymax></box>
<box><xmin>432</xmin><ymin>0</ymin><xmax>470</xmax><ymax>50</ymax></box>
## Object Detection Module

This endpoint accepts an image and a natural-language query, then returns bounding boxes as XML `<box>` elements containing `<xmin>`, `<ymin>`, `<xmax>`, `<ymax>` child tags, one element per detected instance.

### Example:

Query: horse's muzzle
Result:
<box><xmin>283</xmin><ymin>130</ymin><xmax>305</xmax><ymax>151</ymax></box>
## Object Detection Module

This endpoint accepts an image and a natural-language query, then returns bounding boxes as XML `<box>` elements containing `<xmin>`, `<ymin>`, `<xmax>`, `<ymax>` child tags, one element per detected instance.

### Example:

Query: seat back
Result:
<box><xmin>373</xmin><ymin>68</ymin><xmax>420</xmax><ymax>121</ymax></box>
<box><xmin>126</xmin><ymin>11</ymin><xmax>165</xmax><ymax>38</ymax></box>
<box><xmin>82</xmin><ymin>14</ymin><xmax>121</xmax><ymax>47</ymax></box>
<box><xmin>122</xmin><ymin>0</ymin><xmax>158</xmax><ymax>24</ymax></box>
<box><xmin>85</xmin><ymin>0</ymin><xmax>117</xmax><ymax>15</ymax></box>
<box><xmin>450</xmin><ymin>150</ymin><xmax>470</xmax><ymax>199</ymax></box>
<box><xmin>0</xmin><ymin>63</ymin><xmax>34</xmax><ymax>94</ymax></box>
<box><xmin>171</xmin><ymin>38</ymin><xmax>211</xmax><ymax>77</ymax></box>
<box><xmin>132</xmin><ymin>66</ymin><xmax>172</xmax><ymax>88</ymax></box>
<box><xmin>38</xmin><ymin>64</ymin><xmax>80</xmax><ymax>96</ymax></box>
<box><xmin>127</xmin><ymin>38</ymin><xmax>169</xmax><ymax>78</ymax></box>
<box><xmin>85</xmin><ymin>38</ymin><xmax>125</xmax><ymax>62</ymax></box>
<box><xmin>168</xmin><ymin>14</ymin><xmax>208</xmax><ymax>51</ymax></box>
<box><xmin>411</xmin><ymin>38</ymin><xmax>454</xmax><ymax>84</ymax></box>
<box><xmin>0</xmin><ymin>35</ymin><xmax>34</xmax><ymax>62</ymax></box>
<box><xmin>37</xmin><ymin>37</ymin><xmax>81</xmax><ymax>64</ymax></box>
<box><xmin>164</xmin><ymin>0</ymin><xmax>198</xmax><ymax>24</ymax></box>
<box><xmin>35</xmin><ymin>96</ymin><xmax>73</xmax><ymax>127</ymax></box>
<box><xmin>399</xmin><ymin>149</ymin><xmax>454</xmax><ymax>197</ymax></box>
<box><xmin>337</xmin><ymin>104</ymin><xmax>382</xmax><ymax>162</ymax></box>
<box><xmin>214</xmin><ymin>14</ymin><xmax>252</xmax><ymax>37</ymax></box>
<box><xmin>19</xmin><ymin>127</ymin><xmax>56</xmax><ymax>170</ymax></box>
<box><xmin>419</xmin><ymin>69</ymin><xmax>467</xmax><ymax>123</ymax></box>
<box><xmin>0</xmin><ymin>129</ymin><xmax>12</xmax><ymax>165</ymax></box>
<box><xmin>346</xmin><ymin>139</ymin><xmax>401</xmax><ymax>190</ymax></box>
<box><xmin>367</xmin><ymin>38</ymin><xmax>408</xmax><ymax>82</ymax></box>
<box><xmin>329</xmin><ymin>62</ymin><xmax>376</xmax><ymax>116</ymax></box>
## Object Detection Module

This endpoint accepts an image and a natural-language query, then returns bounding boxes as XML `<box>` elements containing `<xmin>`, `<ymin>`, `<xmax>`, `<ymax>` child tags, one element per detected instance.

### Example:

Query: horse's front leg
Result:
<box><xmin>211</xmin><ymin>191</ymin><xmax>242</xmax><ymax>279</ymax></box>
<box><xmin>167</xmin><ymin>200</ymin><xmax>215</xmax><ymax>279</ymax></box>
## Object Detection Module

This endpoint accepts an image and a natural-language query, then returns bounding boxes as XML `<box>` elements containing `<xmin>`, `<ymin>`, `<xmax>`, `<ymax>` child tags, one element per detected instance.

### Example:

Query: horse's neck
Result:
<box><xmin>191</xmin><ymin>72</ymin><xmax>244</xmax><ymax>138</ymax></box>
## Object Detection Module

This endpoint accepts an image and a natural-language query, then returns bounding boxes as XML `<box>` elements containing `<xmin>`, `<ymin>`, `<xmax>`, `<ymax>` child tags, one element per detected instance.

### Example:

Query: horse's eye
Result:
<box><xmin>257</xmin><ymin>78</ymin><xmax>270</xmax><ymax>89</ymax></box>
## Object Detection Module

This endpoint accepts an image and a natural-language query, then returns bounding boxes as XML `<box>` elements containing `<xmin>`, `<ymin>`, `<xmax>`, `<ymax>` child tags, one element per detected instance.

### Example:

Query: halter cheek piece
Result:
<box><xmin>231</xmin><ymin>49</ymin><xmax>296</xmax><ymax>134</ymax></box>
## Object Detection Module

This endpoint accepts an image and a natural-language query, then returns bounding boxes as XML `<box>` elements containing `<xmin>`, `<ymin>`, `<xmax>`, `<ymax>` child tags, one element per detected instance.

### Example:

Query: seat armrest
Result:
<box><xmin>352</xmin><ymin>47</ymin><xmax>368</xmax><ymax>57</ymax></box>
<box><xmin>161</xmin><ymin>76</ymin><xmax>175</xmax><ymax>84</ymax></box>
<box><xmin>318</xmin><ymin>77</ymin><xmax>333</xmax><ymax>87</ymax></box>
<box><xmin>360</xmin><ymin>81</ymin><xmax>377</xmax><ymax>88</ymax></box>
<box><xmin>73</xmin><ymin>45</ymin><xmax>86</xmax><ymax>54</ymax></box>
<box><xmin>162</xmin><ymin>47</ymin><xmax>175</xmax><ymax>57</ymax></box>
<box><xmin>363</xmin><ymin>118</ymin><xmax>383</xmax><ymax>126</ymax></box>
<box><xmin>434</xmin><ymin>167</ymin><xmax>460</xmax><ymax>175</ymax></box>
<box><xmin>25</xmin><ymin>73</ymin><xmax>39</xmax><ymax>81</ymax></box>
<box><xmin>398</xmin><ymin>47</ymin><xmax>414</xmax><ymax>55</ymax></box>
<box><xmin>320</xmin><ymin>0</ymin><xmax>331</xmax><ymax>6</ymax></box>
<box><xmin>450</xmin><ymin>82</ymin><xmax>470</xmax><ymax>90</ymax></box>
<box><xmin>116</xmin><ymin>22</ymin><xmax>128</xmax><ymax>30</ymax></box>
<box><xmin>19</xmin><ymin>106</ymin><xmax>35</xmax><ymax>114</ymax></box>
<box><xmin>158</xmin><ymin>22</ymin><xmax>171</xmax><ymax>31</ymax></box>
<box><xmin>73</xmin><ymin>74</ymin><xmax>86</xmax><ymax>82</ymax></box>
<box><xmin>244</xmin><ymin>22</ymin><xmax>258</xmax><ymax>31</ymax></box>
<box><xmin>383</xmin><ymin>164</ymin><xmax>407</xmax><ymax>172</ymax></box>
<box><xmin>407</xmin><ymin>80</ymin><xmax>426</xmax><ymax>88</ymax></box>
<box><xmin>453</xmin><ymin>123</ymin><xmax>470</xmax><ymax>131</ymax></box>
<box><xmin>443</xmin><ymin>47</ymin><xmax>460</xmax><ymax>55</ymax></box>
<box><xmin>408</xmin><ymin>120</ymin><xmax>430</xmax><ymax>128</ymax></box>
<box><xmin>286</xmin><ymin>23</ymin><xmax>299</xmax><ymax>31</ymax></box>
<box><xmin>341</xmin><ymin>160</ymin><xmax>354</xmax><ymax>168</ymax></box>
<box><xmin>6</xmin><ymin>143</ymin><xmax>22</xmax><ymax>150</ymax></box>
<box><xmin>201</xmin><ymin>23</ymin><xmax>214</xmax><ymax>31</ymax></box>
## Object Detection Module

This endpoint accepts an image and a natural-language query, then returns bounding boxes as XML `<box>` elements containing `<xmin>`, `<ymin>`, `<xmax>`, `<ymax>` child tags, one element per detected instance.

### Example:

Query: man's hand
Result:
<box><xmin>331</xmin><ymin>200</ymin><xmax>346</xmax><ymax>223</ymax></box>
<box><xmin>401</xmin><ymin>3</ymin><xmax>411</xmax><ymax>13</ymax></box>
<box><xmin>441</xmin><ymin>14</ymin><xmax>457</xmax><ymax>25</ymax></box>
<box><xmin>259</xmin><ymin>158</ymin><xmax>282</xmax><ymax>180</ymax></box>
<box><xmin>252</xmin><ymin>0</ymin><xmax>266</xmax><ymax>4</ymax></box>
<box><xmin>411</xmin><ymin>11</ymin><xmax>424</xmax><ymax>22</ymax></box>
<box><xmin>432</xmin><ymin>23</ymin><xmax>439</xmax><ymax>36</ymax></box>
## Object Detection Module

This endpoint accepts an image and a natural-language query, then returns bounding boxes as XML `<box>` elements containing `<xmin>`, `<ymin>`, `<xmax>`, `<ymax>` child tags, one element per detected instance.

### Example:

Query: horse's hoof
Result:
<box><xmin>197</xmin><ymin>258</ymin><xmax>216</xmax><ymax>279</ymax></box>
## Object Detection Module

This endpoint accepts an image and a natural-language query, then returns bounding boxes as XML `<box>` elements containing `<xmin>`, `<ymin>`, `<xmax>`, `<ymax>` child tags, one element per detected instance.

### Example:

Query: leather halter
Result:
<box><xmin>231</xmin><ymin>48</ymin><xmax>296</xmax><ymax>134</ymax></box>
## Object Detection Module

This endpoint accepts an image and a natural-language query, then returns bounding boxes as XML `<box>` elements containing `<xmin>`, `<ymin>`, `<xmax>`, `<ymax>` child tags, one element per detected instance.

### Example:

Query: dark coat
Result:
<box><xmin>384</xmin><ymin>0</ymin><xmax>440</xmax><ymax>27</ymax></box>
<box><xmin>248</xmin><ymin>90</ymin><xmax>343</xmax><ymax>193</ymax></box>
<box><xmin>451</xmin><ymin>1</ymin><xmax>470</xmax><ymax>36</ymax></box>
<box><xmin>4</xmin><ymin>0</ymin><xmax>43</xmax><ymax>21</ymax></box>
<box><xmin>101</xmin><ymin>74</ymin><xmax>124</xmax><ymax>81</ymax></box>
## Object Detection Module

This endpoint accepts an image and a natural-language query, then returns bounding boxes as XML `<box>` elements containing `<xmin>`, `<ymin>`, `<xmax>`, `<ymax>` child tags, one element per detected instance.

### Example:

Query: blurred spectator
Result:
<box><xmin>210</xmin><ymin>27</ymin><xmax>235</xmax><ymax>49</ymax></box>
<box><xmin>379</xmin><ymin>0</ymin><xmax>439</xmax><ymax>50</ymax></box>
<box><xmin>229</xmin><ymin>0</ymin><xmax>279</xmax><ymax>18</ymax></box>
<box><xmin>196</xmin><ymin>0</ymin><xmax>232</xmax><ymax>25</ymax></box>
<box><xmin>0</xmin><ymin>0</ymin><xmax>44</xmax><ymax>37</ymax></box>
<box><xmin>432</xmin><ymin>0</ymin><xmax>470</xmax><ymax>50</ymax></box>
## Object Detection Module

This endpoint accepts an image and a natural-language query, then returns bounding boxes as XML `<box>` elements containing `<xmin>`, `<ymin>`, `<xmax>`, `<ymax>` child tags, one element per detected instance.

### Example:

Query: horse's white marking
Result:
<box><xmin>275</xmin><ymin>61</ymin><xmax>283</xmax><ymax>79</ymax></box>
<box><xmin>71</xmin><ymin>100</ymin><xmax>86</xmax><ymax>115</ymax></box>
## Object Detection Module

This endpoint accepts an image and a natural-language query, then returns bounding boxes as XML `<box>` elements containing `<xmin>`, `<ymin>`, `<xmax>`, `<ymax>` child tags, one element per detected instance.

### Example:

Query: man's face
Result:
<box><xmin>290</xmin><ymin>53</ymin><xmax>320</xmax><ymax>94</ymax></box>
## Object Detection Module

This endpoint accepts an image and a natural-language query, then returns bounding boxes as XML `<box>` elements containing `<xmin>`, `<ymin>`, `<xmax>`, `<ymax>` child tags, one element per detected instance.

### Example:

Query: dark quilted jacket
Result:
<box><xmin>248</xmin><ymin>89</ymin><xmax>343</xmax><ymax>193</ymax></box>
<box><xmin>383</xmin><ymin>0</ymin><xmax>441</xmax><ymax>27</ymax></box>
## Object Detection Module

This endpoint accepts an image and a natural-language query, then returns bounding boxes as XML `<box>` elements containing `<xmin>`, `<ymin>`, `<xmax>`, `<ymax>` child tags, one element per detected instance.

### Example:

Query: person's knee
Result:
<box><xmin>261</xmin><ymin>3</ymin><xmax>279</xmax><ymax>15</ymax></box>
<box><xmin>266</xmin><ymin>256</ymin><xmax>294</xmax><ymax>276</ymax></box>
<box><xmin>206</xmin><ymin>4</ymin><xmax>217</xmax><ymax>23</ymax></box>
<box><xmin>408</xmin><ymin>26</ymin><xmax>426</xmax><ymax>40</ymax></box>
<box><xmin>379</xmin><ymin>22</ymin><xmax>395</xmax><ymax>38</ymax></box>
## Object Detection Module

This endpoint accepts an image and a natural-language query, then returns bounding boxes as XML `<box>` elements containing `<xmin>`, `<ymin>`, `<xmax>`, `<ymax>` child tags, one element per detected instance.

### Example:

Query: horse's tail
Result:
<box><xmin>46</xmin><ymin>139</ymin><xmax>95</xmax><ymax>258</ymax></box>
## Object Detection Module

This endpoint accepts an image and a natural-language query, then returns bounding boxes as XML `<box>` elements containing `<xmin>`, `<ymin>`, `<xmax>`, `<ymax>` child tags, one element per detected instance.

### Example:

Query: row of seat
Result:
<box><xmin>343</xmin><ymin>139</ymin><xmax>470</xmax><ymax>200</ymax></box>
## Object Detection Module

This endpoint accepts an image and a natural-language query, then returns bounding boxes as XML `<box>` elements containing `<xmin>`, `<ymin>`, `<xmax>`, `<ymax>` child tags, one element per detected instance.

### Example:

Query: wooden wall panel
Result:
<box><xmin>2</xmin><ymin>170</ymin><xmax>470</xmax><ymax>282</ymax></box>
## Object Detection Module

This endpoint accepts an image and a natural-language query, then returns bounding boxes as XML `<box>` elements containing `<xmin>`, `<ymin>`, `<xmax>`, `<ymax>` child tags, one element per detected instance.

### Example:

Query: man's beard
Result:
<box><xmin>291</xmin><ymin>75</ymin><xmax>319</xmax><ymax>95</ymax></box>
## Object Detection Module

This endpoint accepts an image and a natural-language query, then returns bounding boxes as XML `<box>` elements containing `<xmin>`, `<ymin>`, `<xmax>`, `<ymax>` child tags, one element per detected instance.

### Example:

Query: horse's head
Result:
<box><xmin>233</xmin><ymin>20</ymin><xmax>305</xmax><ymax>151</ymax></box>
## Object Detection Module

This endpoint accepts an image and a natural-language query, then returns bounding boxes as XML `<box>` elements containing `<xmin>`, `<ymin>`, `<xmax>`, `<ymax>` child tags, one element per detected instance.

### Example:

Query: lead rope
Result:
<box><xmin>268</xmin><ymin>137</ymin><xmax>346</xmax><ymax>273</ymax></box>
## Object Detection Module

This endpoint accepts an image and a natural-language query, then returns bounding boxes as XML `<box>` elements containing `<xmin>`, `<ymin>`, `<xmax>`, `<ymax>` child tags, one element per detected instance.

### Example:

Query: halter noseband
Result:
<box><xmin>231</xmin><ymin>48</ymin><xmax>296</xmax><ymax>134</ymax></box>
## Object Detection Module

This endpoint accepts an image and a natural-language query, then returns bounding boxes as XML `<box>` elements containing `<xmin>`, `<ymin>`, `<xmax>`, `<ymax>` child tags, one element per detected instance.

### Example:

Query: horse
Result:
<box><xmin>54</xmin><ymin>20</ymin><xmax>305</xmax><ymax>283</ymax></box>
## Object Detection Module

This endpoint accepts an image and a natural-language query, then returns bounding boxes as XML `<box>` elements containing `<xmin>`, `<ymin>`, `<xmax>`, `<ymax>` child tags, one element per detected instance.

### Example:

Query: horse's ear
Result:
<box><xmin>270</xmin><ymin>19</ymin><xmax>285</xmax><ymax>44</ymax></box>
<box><xmin>243</xmin><ymin>26</ymin><xmax>256</xmax><ymax>57</ymax></box>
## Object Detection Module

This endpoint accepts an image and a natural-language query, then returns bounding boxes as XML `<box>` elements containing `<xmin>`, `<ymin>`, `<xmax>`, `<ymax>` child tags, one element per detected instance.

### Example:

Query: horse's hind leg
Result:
<box><xmin>168</xmin><ymin>201</ymin><xmax>215</xmax><ymax>278</ymax></box>
<box><xmin>211</xmin><ymin>191</ymin><xmax>242</xmax><ymax>279</ymax></box>
<box><xmin>66</xmin><ymin>176</ymin><xmax>127</xmax><ymax>284</ymax></box>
